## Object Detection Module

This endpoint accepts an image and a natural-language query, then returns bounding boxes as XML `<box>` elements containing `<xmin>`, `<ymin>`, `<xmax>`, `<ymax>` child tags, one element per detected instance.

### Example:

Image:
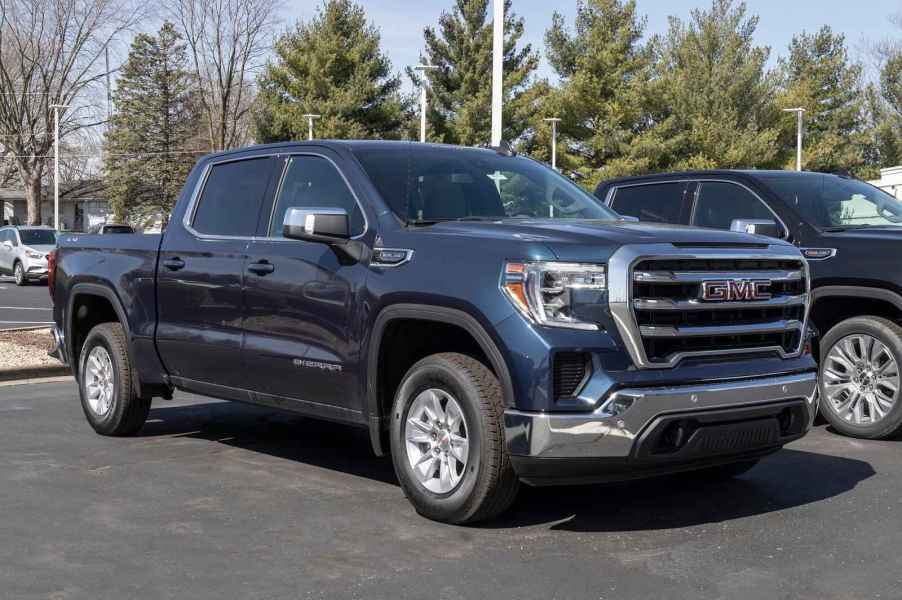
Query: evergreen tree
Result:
<box><xmin>103</xmin><ymin>22</ymin><xmax>199</xmax><ymax>225</ymax></box>
<box><xmin>413</xmin><ymin>0</ymin><xmax>539</xmax><ymax>146</ymax></box>
<box><xmin>538</xmin><ymin>0</ymin><xmax>652</xmax><ymax>184</ymax></box>
<box><xmin>254</xmin><ymin>0</ymin><xmax>408</xmax><ymax>142</ymax></box>
<box><xmin>778</xmin><ymin>26</ymin><xmax>869</xmax><ymax>175</ymax></box>
<box><xmin>631</xmin><ymin>0</ymin><xmax>781</xmax><ymax>172</ymax></box>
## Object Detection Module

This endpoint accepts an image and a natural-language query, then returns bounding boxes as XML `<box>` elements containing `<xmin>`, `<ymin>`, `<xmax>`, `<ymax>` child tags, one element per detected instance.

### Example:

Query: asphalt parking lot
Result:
<box><xmin>1</xmin><ymin>381</ymin><xmax>900</xmax><ymax>600</ymax></box>
<box><xmin>0</xmin><ymin>276</ymin><xmax>53</xmax><ymax>330</ymax></box>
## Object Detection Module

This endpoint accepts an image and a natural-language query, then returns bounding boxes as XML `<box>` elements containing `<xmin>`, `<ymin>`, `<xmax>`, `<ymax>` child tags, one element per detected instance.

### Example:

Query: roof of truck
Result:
<box><xmin>595</xmin><ymin>169</ymin><xmax>844</xmax><ymax>192</ymax></box>
<box><xmin>201</xmin><ymin>140</ymin><xmax>510</xmax><ymax>161</ymax></box>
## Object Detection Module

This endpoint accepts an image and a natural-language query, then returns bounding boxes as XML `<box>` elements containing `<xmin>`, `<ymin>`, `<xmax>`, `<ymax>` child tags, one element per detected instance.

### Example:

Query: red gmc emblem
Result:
<box><xmin>700</xmin><ymin>279</ymin><xmax>772</xmax><ymax>302</ymax></box>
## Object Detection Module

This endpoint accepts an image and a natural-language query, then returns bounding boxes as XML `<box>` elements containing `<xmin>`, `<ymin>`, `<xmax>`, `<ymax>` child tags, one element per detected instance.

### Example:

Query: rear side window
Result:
<box><xmin>692</xmin><ymin>181</ymin><xmax>774</xmax><ymax>230</ymax></box>
<box><xmin>269</xmin><ymin>156</ymin><xmax>364</xmax><ymax>237</ymax></box>
<box><xmin>192</xmin><ymin>158</ymin><xmax>275</xmax><ymax>237</ymax></box>
<box><xmin>610</xmin><ymin>183</ymin><xmax>685</xmax><ymax>223</ymax></box>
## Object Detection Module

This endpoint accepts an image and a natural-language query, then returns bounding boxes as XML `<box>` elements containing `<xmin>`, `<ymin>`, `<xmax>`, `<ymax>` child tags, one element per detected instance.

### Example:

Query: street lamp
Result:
<box><xmin>491</xmin><ymin>0</ymin><xmax>504</xmax><ymax>147</ymax></box>
<box><xmin>302</xmin><ymin>114</ymin><xmax>321</xmax><ymax>141</ymax></box>
<box><xmin>543</xmin><ymin>117</ymin><xmax>562</xmax><ymax>170</ymax></box>
<box><xmin>783</xmin><ymin>107</ymin><xmax>806</xmax><ymax>172</ymax></box>
<box><xmin>50</xmin><ymin>103</ymin><xmax>70</xmax><ymax>231</ymax></box>
<box><xmin>414</xmin><ymin>64</ymin><xmax>439</xmax><ymax>143</ymax></box>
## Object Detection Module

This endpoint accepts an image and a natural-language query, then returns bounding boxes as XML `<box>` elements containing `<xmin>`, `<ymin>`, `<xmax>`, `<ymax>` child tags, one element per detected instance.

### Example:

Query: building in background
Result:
<box><xmin>869</xmin><ymin>166</ymin><xmax>902</xmax><ymax>199</ymax></box>
<box><xmin>0</xmin><ymin>182</ymin><xmax>110</xmax><ymax>230</ymax></box>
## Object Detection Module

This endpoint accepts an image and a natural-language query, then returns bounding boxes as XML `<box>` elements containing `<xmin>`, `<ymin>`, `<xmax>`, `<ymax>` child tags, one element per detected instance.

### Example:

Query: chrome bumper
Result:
<box><xmin>48</xmin><ymin>325</ymin><xmax>68</xmax><ymax>366</ymax></box>
<box><xmin>504</xmin><ymin>372</ymin><xmax>818</xmax><ymax>459</ymax></box>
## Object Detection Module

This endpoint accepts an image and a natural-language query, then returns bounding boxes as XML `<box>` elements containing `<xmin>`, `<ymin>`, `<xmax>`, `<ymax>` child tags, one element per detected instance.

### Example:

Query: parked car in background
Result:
<box><xmin>50</xmin><ymin>143</ymin><xmax>817</xmax><ymax>524</ymax></box>
<box><xmin>596</xmin><ymin>170</ymin><xmax>902</xmax><ymax>440</ymax></box>
<box><xmin>86</xmin><ymin>223</ymin><xmax>135</xmax><ymax>235</ymax></box>
<box><xmin>0</xmin><ymin>225</ymin><xmax>56</xmax><ymax>286</ymax></box>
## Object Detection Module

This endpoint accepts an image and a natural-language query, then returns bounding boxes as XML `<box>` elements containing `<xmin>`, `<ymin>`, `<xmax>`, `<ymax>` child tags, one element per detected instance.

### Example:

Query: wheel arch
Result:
<box><xmin>365</xmin><ymin>304</ymin><xmax>514</xmax><ymax>456</ymax></box>
<box><xmin>810</xmin><ymin>286</ymin><xmax>902</xmax><ymax>349</ymax></box>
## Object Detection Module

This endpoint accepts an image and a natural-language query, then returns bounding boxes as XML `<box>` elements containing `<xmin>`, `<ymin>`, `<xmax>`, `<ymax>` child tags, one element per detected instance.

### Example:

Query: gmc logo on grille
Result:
<box><xmin>700</xmin><ymin>279</ymin><xmax>772</xmax><ymax>302</ymax></box>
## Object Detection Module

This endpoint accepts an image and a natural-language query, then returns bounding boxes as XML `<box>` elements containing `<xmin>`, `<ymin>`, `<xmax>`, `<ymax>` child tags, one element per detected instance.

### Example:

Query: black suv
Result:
<box><xmin>597</xmin><ymin>170</ymin><xmax>902</xmax><ymax>440</ymax></box>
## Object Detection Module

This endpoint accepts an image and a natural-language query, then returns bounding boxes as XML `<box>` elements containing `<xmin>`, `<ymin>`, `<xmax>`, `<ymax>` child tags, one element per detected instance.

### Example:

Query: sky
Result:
<box><xmin>286</xmin><ymin>0</ymin><xmax>902</xmax><ymax>90</ymax></box>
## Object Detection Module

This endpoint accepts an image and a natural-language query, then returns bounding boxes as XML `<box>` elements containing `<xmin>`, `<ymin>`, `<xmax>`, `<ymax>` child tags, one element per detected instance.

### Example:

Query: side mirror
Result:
<box><xmin>730</xmin><ymin>218</ymin><xmax>782</xmax><ymax>239</ymax></box>
<box><xmin>1</xmin><ymin>241</ymin><xmax>11</xmax><ymax>250</ymax></box>
<box><xmin>283</xmin><ymin>207</ymin><xmax>351</xmax><ymax>243</ymax></box>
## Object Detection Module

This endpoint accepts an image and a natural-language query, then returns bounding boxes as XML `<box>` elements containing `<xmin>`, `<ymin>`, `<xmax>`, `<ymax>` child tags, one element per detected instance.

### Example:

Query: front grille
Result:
<box><xmin>631</xmin><ymin>257</ymin><xmax>806</xmax><ymax>365</ymax></box>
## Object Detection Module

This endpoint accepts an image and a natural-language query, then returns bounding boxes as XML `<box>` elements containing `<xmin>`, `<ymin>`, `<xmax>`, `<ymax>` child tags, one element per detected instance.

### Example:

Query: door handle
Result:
<box><xmin>247</xmin><ymin>261</ymin><xmax>275</xmax><ymax>276</ymax></box>
<box><xmin>163</xmin><ymin>257</ymin><xmax>185</xmax><ymax>271</ymax></box>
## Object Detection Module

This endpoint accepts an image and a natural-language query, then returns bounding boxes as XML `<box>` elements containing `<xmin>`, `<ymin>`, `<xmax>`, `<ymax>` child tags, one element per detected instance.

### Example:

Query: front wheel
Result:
<box><xmin>819</xmin><ymin>316</ymin><xmax>902</xmax><ymax>440</ymax></box>
<box><xmin>78</xmin><ymin>322</ymin><xmax>151</xmax><ymax>436</ymax></box>
<box><xmin>13</xmin><ymin>261</ymin><xmax>27</xmax><ymax>286</ymax></box>
<box><xmin>390</xmin><ymin>353</ymin><xmax>519</xmax><ymax>524</ymax></box>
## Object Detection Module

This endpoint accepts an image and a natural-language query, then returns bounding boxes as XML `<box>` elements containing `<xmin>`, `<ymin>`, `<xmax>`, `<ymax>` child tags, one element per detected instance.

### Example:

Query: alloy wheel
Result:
<box><xmin>84</xmin><ymin>346</ymin><xmax>115</xmax><ymax>417</ymax></box>
<box><xmin>404</xmin><ymin>388</ymin><xmax>470</xmax><ymax>494</ymax></box>
<box><xmin>823</xmin><ymin>334</ymin><xmax>900</xmax><ymax>425</ymax></box>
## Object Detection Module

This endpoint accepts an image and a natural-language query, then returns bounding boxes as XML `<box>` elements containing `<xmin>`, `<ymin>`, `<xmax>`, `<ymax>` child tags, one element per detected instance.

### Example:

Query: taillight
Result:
<box><xmin>47</xmin><ymin>250</ymin><xmax>57</xmax><ymax>300</ymax></box>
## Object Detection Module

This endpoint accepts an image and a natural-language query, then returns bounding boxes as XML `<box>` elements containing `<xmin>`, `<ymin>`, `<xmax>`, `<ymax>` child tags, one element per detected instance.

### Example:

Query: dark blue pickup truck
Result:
<box><xmin>50</xmin><ymin>141</ymin><xmax>818</xmax><ymax>524</ymax></box>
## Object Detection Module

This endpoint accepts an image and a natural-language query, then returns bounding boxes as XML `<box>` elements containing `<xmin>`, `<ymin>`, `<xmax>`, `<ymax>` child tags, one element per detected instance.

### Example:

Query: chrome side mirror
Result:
<box><xmin>283</xmin><ymin>207</ymin><xmax>351</xmax><ymax>243</ymax></box>
<box><xmin>730</xmin><ymin>218</ymin><xmax>782</xmax><ymax>238</ymax></box>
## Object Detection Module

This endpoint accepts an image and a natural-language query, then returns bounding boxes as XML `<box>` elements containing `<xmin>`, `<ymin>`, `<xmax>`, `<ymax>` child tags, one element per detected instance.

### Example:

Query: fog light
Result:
<box><xmin>599</xmin><ymin>395</ymin><xmax>634</xmax><ymax>417</ymax></box>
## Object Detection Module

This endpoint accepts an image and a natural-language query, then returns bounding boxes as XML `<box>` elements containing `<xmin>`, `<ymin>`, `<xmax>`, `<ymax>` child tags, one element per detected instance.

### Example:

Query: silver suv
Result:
<box><xmin>0</xmin><ymin>226</ymin><xmax>57</xmax><ymax>286</ymax></box>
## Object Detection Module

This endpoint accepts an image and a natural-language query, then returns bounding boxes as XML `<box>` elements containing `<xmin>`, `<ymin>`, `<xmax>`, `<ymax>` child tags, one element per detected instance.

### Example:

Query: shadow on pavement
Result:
<box><xmin>140</xmin><ymin>401</ymin><xmax>875</xmax><ymax>531</ymax></box>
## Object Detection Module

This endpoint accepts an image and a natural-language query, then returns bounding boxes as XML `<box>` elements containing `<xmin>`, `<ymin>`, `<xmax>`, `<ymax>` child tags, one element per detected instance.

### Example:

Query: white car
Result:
<box><xmin>0</xmin><ymin>225</ymin><xmax>57</xmax><ymax>286</ymax></box>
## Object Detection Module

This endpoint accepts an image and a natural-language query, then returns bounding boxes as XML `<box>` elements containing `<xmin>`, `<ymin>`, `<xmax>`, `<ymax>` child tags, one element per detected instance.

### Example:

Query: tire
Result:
<box><xmin>77</xmin><ymin>322</ymin><xmax>150</xmax><ymax>436</ymax></box>
<box><xmin>687</xmin><ymin>459</ymin><xmax>759</xmax><ymax>481</ymax></box>
<box><xmin>819</xmin><ymin>316</ymin><xmax>902</xmax><ymax>440</ymax></box>
<box><xmin>13</xmin><ymin>261</ymin><xmax>27</xmax><ymax>286</ymax></box>
<box><xmin>390</xmin><ymin>353</ymin><xmax>519</xmax><ymax>525</ymax></box>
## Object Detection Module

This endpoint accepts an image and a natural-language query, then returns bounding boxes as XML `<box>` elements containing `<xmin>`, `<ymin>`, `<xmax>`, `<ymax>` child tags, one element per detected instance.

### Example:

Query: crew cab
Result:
<box><xmin>50</xmin><ymin>142</ymin><xmax>818</xmax><ymax>524</ymax></box>
<box><xmin>597</xmin><ymin>170</ymin><xmax>902</xmax><ymax>439</ymax></box>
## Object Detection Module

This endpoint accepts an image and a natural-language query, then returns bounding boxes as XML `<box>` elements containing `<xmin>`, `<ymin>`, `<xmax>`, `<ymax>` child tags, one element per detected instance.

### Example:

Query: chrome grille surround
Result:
<box><xmin>608</xmin><ymin>243</ymin><xmax>810</xmax><ymax>369</ymax></box>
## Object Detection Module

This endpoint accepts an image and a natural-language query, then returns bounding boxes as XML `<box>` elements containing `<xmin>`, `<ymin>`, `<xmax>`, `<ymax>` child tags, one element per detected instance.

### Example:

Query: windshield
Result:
<box><xmin>764</xmin><ymin>174</ymin><xmax>902</xmax><ymax>228</ymax></box>
<box><xmin>19</xmin><ymin>229</ymin><xmax>56</xmax><ymax>245</ymax></box>
<box><xmin>352</xmin><ymin>144</ymin><xmax>618</xmax><ymax>222</ymax></box>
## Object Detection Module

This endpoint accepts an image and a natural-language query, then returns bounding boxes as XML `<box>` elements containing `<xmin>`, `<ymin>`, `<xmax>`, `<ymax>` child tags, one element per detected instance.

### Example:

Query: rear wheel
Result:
<box><xmin>819</xmin><ymin>316</ymin><xmax>902</xmax><ymax>440</ymax></box>
<box><xmin>78</xmin><ymin>322</ymin><xmax>150</xmax><ymax>436</ymax></box>
<box><xmin>390</xmin><ymin>353</ymin><xmax>519</xmax><ymax>524</ymax></box>
<box><xmin>13</xmin><ymin>261</ymin><xmax>26</xmax><ymax>286</ymax></box>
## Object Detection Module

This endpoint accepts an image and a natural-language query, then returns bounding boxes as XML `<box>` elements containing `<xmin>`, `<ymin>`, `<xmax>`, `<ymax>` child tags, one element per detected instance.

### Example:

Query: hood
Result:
<box><xmin>25</xmin><ymin>245</ymin><xmax>55</xmax><ymax>255</ymax></box>
<box><xmin>416</xmin><ymin>218</ymin><xmax>791</xmax><ymax>251</ymax></box>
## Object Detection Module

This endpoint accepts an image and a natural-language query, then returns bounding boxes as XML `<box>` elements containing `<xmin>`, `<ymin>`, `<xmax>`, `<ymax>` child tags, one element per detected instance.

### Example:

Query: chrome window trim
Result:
<box><xmin>182</xmin><ymin>151</ymin><xmax>370</xmax><ymax>243</ymax></box>
<box><xmin>607</xmin><ymin>243</ymin><xmax>811</xmax><ymax>369</ymax></box>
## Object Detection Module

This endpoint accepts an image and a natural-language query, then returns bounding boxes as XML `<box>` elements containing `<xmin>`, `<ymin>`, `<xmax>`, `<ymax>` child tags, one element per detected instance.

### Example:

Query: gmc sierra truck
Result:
<box><xmin>50</xmin><ymin>141</ymin><xmax>818</xmax><ymax>524</ymax></box>
<box><xmin>597</xmin><ymin>170</ymin><xmax>902</xmax><ymax>440</ymax></box>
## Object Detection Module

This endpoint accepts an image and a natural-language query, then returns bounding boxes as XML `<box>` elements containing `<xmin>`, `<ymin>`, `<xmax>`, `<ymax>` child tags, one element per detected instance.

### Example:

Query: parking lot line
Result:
<box><xmin>0</xmin><ymin>306</ymin><xmax>52</xmax><ymax>311</ymax></box>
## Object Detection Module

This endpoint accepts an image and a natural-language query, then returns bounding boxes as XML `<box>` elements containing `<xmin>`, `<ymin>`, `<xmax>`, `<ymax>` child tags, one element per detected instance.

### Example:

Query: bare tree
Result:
<box><xmin>0</xmin><ymin>0</ymin><xmax>144</xmax><ymax>225</ymax></box>
<box><xmin>169</xmin><ymin>0</ymin><xmax>279</xmax><ymax>152</ymax></box>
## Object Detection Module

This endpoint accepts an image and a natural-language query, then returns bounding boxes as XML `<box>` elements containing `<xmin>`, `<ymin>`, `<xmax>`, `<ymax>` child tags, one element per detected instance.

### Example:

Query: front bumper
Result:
<box><xmin>504</xmin><ymin>372</ymin><xmax>818</xmax><ymax>485</ymax></box>
<box><xmin>23</xmin><ymin>257</ymin><xmax>48</xmax><ymax>279</ymax></box>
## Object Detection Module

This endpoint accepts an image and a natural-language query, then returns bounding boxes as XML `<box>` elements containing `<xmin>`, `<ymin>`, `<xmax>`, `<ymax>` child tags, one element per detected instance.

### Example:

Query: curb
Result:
<box><xmin>0</xmin><ymin>364</ymin><xmax>70</xmax><ymax>383</ymax></box>
<box><xmin>0</xmin><ymin>326</ymin><xmax>53</xmax><ymax>333</ymax></box>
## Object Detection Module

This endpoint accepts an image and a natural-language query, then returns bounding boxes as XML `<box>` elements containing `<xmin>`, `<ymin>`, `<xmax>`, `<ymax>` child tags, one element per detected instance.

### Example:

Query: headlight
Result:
<box><xmin>25</xmin><ymin>250</ymin><xmax>44</xmax><ymax>259</ymax></box>
<box><xmin>502</xmin><ymin>261</ymin><xmax>607</xmax><ymax>330</ymax></box>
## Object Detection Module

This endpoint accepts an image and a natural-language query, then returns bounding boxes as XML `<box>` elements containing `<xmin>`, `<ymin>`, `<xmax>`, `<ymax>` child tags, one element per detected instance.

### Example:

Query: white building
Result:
<box><xmin>1</xmin><ymin>185</ymin><xmax>110</xmax><ymax>230</ymax></box>
<box><xmin>869</xmin><ymin>166</ymin><xmax>902</xmax><ymax>199</ymax></box>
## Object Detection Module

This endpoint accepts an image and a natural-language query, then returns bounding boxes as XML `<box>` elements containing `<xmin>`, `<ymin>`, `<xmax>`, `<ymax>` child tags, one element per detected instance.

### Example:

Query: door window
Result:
<box><xmin>610</xmin><ymin>183</ymin><xmax>686</xmax><ymax>223</ymax></box>
<box><xmin>192</xmin><ymin>157</ymin><xmax>275</xmax><ymax>237</ymax></box>
<box><xmin>268</xmin><ymin>156</ymin><xmax>364</xmax><ymax>237</ymax></box>
<box><xmin>692</xmin><ymin>181</ymin><xmax>776</xmax><ymax>230</ymax></box>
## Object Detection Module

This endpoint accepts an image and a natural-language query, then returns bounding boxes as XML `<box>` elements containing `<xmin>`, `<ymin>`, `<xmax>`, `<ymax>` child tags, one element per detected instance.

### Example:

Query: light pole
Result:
<box><xmin>50</xmin><ymin>103</ymin><xmax>70</xmax><ymax>231</ymax></box>
<box><xmin>491</xmin><ymin>0</ymin><xmax>504</xmax><ymax>147</ymax></box>
<box><xmin>302</xmin><ymin>114</ymin><xmax>321</xmax><ymax>140</ymax></box>
<box><xmin>543</xmin><ymin>117</ymin><xmax>561</xmax><ymax>170</ymax></box>
<box><xmin>414</xmin><ymin>64</ymin><xmax>439</xmax><ymax>143</ymax></box>
<box><xmin>783</xmin><ymin>107</ymin><xmax>806</xmax><ymax>172</ymax></box>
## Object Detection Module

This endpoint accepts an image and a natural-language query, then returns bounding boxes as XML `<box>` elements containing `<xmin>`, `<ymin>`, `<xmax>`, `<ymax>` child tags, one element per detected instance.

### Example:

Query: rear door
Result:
<box><xmin>607</xmin><ymin>181</ymin><xmax>691</xmax><ymax>224</ymax></box>
<box><xmin>241</xmin><ymin>152</ymin><xmax>370</xmax><ymax>414</ymax></box>
<box><xmin>156</xmin><ymin>155</ymin><xmax>280</xmax><ymax>391</ymax></box>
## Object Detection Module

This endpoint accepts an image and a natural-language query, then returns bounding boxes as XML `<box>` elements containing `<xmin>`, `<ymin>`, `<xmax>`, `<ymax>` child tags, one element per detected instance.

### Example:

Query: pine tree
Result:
<box><xmin>778</xmin><ymin>26</ymin><xmax>869</xmax><ymax>175</ymax></box>
<box><xmin>253</xmin><ymin>0</ymin><xmax>408</xmax><ymax>142</ymax></box>
<box><xmin>413</xmin><ymin>0</ymin><xmax>539</xmax><ymax>146</ymax></box>
<box><xmin>103</xmin><ymin>22</ymin><xmax>199</xmax><ymax>226</ymax></box>
<box><xmin>538</xmin><ymin>0</ymin><xmax>652</xmax><ymax>184</ymax></box>
<box><xmin>631</xmin><ymin>0</ymin><xmax>781</xmax><ymax>172</ymax></box>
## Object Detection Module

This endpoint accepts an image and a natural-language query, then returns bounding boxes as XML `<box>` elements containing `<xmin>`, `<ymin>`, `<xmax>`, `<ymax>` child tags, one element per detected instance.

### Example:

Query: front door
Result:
<box><xmin>242</xmin><ymin>153</ymin><xmax>370</xmax><ymax>413</ymax></box>
<box><xmin>156</xmin><ymin>155</ymin><xmax>280</xmax><ymax>390</ymax></box>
